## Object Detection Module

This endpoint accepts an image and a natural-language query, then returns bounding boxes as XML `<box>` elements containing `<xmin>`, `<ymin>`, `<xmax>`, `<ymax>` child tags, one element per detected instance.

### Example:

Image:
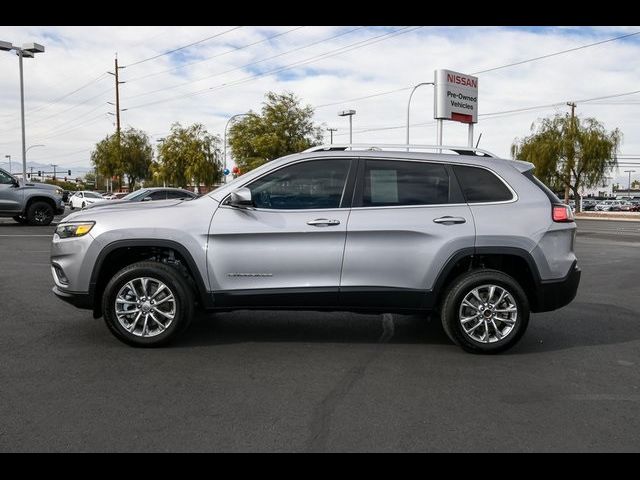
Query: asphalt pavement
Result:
<box><xmin>0</xmin><ymin>216</ymin><xmax>639</xmax><ymax>452</ymax></box>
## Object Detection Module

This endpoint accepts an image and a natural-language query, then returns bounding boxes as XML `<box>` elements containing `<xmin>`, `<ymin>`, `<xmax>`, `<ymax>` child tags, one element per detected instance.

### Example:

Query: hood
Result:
<box><xmin>20</xmin><ymin>181</ymin><xmax>63</xmax><ymax>195</ymax></box>
<box><xmin>80</xmin><ymin>198</ymin><xmax>186</xmax><ymax>213</ymax></box>
<box><xmin>62</xmin><ymin>196</ymin><xmax>213</xmax><ymax>224</ymax></box>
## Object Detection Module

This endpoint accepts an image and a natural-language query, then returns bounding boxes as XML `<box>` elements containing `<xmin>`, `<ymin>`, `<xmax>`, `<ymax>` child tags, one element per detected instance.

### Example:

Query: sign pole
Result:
<box><xmin>437</xmin><ymin>119</ymin><xmax>443</xmax><ymax>153</ymax></box>
<box><xmin>467</xmin><ymin>123</ymin><xmax>474</xmax><ymax>148</ymax></box>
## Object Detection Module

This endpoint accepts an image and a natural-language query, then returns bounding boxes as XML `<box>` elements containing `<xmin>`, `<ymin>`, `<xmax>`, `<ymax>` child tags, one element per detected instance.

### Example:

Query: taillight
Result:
<box><xmin>552</xmin><ymin>203</ymin><xmax>574</xmax><ymax>222</ymax></box>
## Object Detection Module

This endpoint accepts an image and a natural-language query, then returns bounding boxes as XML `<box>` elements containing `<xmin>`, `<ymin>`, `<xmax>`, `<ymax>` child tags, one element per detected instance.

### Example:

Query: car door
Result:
<box><xmin>207</xmin><ymin>157</ymin><xmax>355</xmax><ymax>308</ymax></box>
<box><xmin>0</xmin><ymin>169</ymin><xmax>22</xmax><ymax>213</ymax></box>
<box><xmin>340</xmin><ymin>158</ymin><xmax>475</xmax><ymax>310</ymax></box>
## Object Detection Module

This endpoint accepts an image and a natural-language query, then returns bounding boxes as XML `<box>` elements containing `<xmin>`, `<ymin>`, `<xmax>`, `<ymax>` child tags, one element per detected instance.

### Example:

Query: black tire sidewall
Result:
<box><xmin>441</xmin><ymin>270</ymin><xmax>530</xmax><ymax>354</ymax></box>
<box><xmin>26</xmin><ymin>201</ymin><xmax>54</xmax><ymax>226</ymax></box>
<box><xmin>102</xmin><ymin>262</ymin><xmax>194</xmax><ymax>347</ymax></box>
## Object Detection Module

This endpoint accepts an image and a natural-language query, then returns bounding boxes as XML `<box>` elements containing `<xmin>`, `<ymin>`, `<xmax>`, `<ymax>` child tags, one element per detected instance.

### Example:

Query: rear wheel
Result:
<box><xmin>102</xmin><ymin>261</ymin><xmax>195</xmax><ymax>347</ymax></box>
<box><xmin>440</xmin><ymin>269</ymin><xmax>530</xmax><ymax>354</ymax></box>
<box><xmin>26</xmin><ymin>201</ymin><xmax>54</xmax><ymax>226</ymax></box>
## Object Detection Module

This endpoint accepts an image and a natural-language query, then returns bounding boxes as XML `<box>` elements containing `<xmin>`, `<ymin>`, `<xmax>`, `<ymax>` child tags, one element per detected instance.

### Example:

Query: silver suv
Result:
<box><xmin>0</xmin><ymin>168</ymin><xmax>65</xmax><ymax>225</ymax></box>
<box><xmin>51</xmin><ymin>145</ymin><xmax>580</xmax><ymax>353</ymax></box>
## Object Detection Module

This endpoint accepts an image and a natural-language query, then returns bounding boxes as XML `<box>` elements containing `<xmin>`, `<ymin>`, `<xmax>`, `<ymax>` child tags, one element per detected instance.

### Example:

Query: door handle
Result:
<box><xmin>307</xmin><ymin>218</ymin><xmax>341</xmax><ymax>227</ymax></box>
<box><xmin>433</xmin><ymin>216</ymin><xmax>466</xmax><ymax>225</ymax></box>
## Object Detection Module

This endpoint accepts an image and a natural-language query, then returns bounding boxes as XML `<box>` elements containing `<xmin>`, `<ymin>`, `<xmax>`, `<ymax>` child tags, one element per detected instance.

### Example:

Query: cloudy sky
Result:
<box><xmin>1</xmin><ymin>25</ymin><xmax>639</xmax><ymax>185</ymax></box>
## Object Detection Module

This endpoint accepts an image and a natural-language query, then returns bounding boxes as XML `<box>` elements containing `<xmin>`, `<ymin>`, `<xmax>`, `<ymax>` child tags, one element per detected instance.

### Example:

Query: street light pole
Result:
<box><xmin>25</xmin><ymin>145</ymin><xmax>45</xmax><ymax>179</ymax></box>
<box><xmin>338</xmin><ymin>110</ymin><xmax>356</xmax><ymax>147</ymax></box>
<box><xmin>4</xmin><ymin>155</ymin><xmax>10</xmax><ymax>173</ymax></box>
<box><xmin>18</xmin><ymin>50</ymin><xmax>27</xmax><ymax>182</ymax></box>
<box><xmin>0</xmin><ymin>41</ymin><xmax>45</xmax><ymax>183</ymax></box>
<box><xmin>224</xmin><ymin>113</ymin><xmax>255</xmax><ymax>184</ymax></box>
<box><xmin>406</xmin><ymin>82</ymin><xmax>434</xmax><ymax>150</ymax></box>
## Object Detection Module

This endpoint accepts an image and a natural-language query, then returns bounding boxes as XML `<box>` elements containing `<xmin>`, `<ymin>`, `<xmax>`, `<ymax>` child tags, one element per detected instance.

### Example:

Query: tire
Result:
<box><xmin>102</xmin><ymin>261</ymin><xmax>195</xmax><ymax>347</ymax></box>
<box><xmin>26</xmin><ymin>201</ymin><xmax>54</xmax><ymax>226</ymax></box>
<box><xmin>70</xmin><ymin>203</ymin><xmax>75</xmax><ymax>210</ymax></box>
<box><xmin>13</xmin><ymin>215</ymin><xmax>27</xmax><ymax>224</ymax></box>
<box><xmin>440</xmin><ymin>269</ymin><xmax>530</xmax><ymax>354</ymax></box>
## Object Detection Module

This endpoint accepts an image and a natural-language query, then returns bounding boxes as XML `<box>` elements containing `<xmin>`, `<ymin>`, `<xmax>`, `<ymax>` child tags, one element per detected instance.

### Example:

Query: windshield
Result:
<box><xmin>121</xmin><ymin>189</ymin><xmax>149</xmax><ymax>200</ymax></box>
<box><xmin>84</xmin><ymin>192</ymin><xmax>103</xmax><ymax>199</ymax></box>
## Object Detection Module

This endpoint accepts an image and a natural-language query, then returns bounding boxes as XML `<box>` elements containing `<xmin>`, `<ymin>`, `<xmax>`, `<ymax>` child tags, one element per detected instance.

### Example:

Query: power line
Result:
<box><xmin>472</xmin><ymin>30</ymin><xmax>640</xmax><ymax>75</ymax></box>
<box><xmin>126</xmin><ymin>26</ymin><xmax>422</xmax><ymax>111</ymax></box>
<box><xmin>333</xmin><ymin>88</ymin><xmax>640</xmax><ymax>136</ymax></box>
<box><xmin>315</xmin><ymin>29</ymin><xmax>640</xmax><ymax>110</ymax></box>
<box><xmin>125</xmin><ymin>26</ymin><xmax>366</xmax><ymax>101</ymax></box>
<box><xmin>126</xmin><ymin>26</ymin><xmax>307</xmax><ymax>83</ymax></box>
<box><xmin>122</xmin><ymin>26</ymin><xmax>244</xmax><ymax>68</ymax></box>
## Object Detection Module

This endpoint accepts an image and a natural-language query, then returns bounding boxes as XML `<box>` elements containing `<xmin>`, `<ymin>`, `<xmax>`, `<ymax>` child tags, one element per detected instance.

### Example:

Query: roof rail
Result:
<box><xmin>302</xmin><ymin>143</ymin><xmax>499</xmax><ymax>158</ymax></box>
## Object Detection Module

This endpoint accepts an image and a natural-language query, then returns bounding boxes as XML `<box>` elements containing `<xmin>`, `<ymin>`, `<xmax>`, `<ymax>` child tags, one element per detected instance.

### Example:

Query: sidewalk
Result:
<box><xmin>576</xmin><ymin>212</ymin><xmax>640</xmax><ymax>222</ymax></box>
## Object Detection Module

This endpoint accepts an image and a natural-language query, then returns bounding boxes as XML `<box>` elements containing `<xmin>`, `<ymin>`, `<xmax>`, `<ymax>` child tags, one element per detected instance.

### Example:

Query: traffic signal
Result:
<box><xmin>64</xmin><ymin>176</ymin><xmax>67</xmax><ymax>182</ymax></box>
<box><xmin>27</xmin><ymin>173</ymin><xmax>31</xmax><ymax>179</ymax></box>
<box><xmin>67</xmin><ymin>170</ymin><xmax>71</xmax><ymax>175</ymax></box>
<box><xmin>38</xmin><ymin>170</ymin><xmax>42</xmax><ymax>176</ymax></box>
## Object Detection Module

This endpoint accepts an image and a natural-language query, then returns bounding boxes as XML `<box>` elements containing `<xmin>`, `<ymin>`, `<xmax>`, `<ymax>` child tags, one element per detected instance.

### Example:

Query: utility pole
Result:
<box><xmin>108</xmin><ymin>54</ymin><xmax>125</xmax><ymax>193</ymax></box>
<box><xmin>327</xmin><ymin>128</ymin><xmax>337</xmax><ymax>144</ymax></box>
<box><xmin>51</xmin><ymin>164</ymin><xmax>58</xmax><ymax>181</ymax></box>
<box><xmin>624</xmin><ymin>170</ymin><xmax>636</xmax><ymax>196</ymax></box>
<box><xmin>565</xmin><ymin>102</ymin><xmax>577</xmax><ymax>206</ymax></box>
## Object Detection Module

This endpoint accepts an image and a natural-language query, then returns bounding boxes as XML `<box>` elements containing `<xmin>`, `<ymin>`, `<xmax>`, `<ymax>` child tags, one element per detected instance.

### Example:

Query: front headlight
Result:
<box><xmin>55</xmin><ymin>222</ymin><xmax>95</xmax><ymax>239</ymax></box>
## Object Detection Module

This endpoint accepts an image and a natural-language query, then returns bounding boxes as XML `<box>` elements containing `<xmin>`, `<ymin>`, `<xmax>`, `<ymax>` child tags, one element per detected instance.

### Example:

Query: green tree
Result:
<box><xmin>120</xmin><ymin>127</ymin><xmax>153</xmax><ymax>190</ymax></box>
<box><xmin>91</xmin><ymin>134</ymin><xmax>121</xmax><ymax>187</ymax></box>
<box><xmin>157</xmin><ymin>123</ymin><xmax>223</xmax><ymax>189</ymax></box>
<box><xmin>228</xmin><ymin>91</ymin><xmax>324</xmax><ymax>173</ymax></box>
<box><xmin>512</xmin><ymin>114</ymin><xmax>622</xmax><ymax>212</ymax></box>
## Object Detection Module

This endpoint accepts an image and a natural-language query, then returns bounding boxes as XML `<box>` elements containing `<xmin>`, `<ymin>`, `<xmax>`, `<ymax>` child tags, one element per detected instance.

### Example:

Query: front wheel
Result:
<box><xmin>26</xmin><ymin>201</ymin><xmax>54</xmax><ymax>226</ymax></box>
<box><xmin>440</xmin><ymin>269</ymin><xmax>530</xmax><ymax>354</ymax></box>
<box><xmin>102</xmin><ymin>261</ymin><xmax>195</xmax><ymax>347</ymax></box>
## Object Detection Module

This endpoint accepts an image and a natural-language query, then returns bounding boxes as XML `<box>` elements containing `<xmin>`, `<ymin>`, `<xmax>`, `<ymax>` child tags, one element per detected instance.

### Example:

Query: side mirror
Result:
<box><xmin>227</xmin><ymin>187</ymin><xmax>253</xmax><ymax>208</ymax></box>
<box><xmin>11</xmin><ymin>177</ymin><xmax>20</xmax><ymax>187</ymax></box>
<box><xmin>141</xmin><ymin>196</ymin><xmax>153</xmax><ymax>202</ymax></box>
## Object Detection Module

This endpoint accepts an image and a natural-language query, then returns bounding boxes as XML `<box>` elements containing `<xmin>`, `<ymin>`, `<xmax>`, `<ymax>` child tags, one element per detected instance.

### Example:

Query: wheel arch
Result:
<box><xmin>430</xmin><ymin>247</ymin><xmax>543</xmax><ymax>311</ymax></box>
<box><xmin>25</xmin><ymin>195</ymin><xmax>56</xmax><ymax>215</ymax></box>
<box><xmin>89</xmin><ymin>239</ymin><xmax>211</xmax><ymax>318</ymax></box>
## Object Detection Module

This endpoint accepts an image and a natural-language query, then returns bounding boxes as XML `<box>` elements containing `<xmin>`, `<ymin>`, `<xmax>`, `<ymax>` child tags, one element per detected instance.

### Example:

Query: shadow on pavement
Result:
<box><xmin>174</xmin><ymin>299</ymin><xmax>640</xmax><ymax>354</ymax></box>
<box><xmin>178</xmin><ymin>310</ymin><xmax>451</xmax><ymax>348</ymax></box>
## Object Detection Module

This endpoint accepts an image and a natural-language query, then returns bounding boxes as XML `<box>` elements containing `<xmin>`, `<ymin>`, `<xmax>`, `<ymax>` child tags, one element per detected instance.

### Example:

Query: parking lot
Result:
<box><xmin>1</xmin><ymin>214</ymin><xmax>639</xmax><ymax>452</ymax></box>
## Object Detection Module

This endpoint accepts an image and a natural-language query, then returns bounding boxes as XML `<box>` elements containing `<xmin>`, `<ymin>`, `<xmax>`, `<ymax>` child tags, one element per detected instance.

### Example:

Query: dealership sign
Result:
<box><xmin>434</xmin><ymin>69</ymin><xmax>478</xmax><ymax>124</ymax></box>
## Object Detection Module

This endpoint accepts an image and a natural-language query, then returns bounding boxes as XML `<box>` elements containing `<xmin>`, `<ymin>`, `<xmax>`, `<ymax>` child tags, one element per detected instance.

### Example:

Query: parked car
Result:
<box><xmin>0</xmin><ymin>168</ymin><xmax>65</xmax><ymax>225</ymax></box>
<box><xmin>85</xmin><ymin>187</ymin><xmax>197</xmax><ymax>210</ymax></box>
<box><xmin>51</xmin><ymin>144</ymin><xmax>580</xmax><ymax>354</ymax></box>
<box><xmin>582</xmin><ymin>199</ymin><xmax>598</xmax><ymax>211</ymax></box>
<box><xmin>68</xmin><ymin>191</ymin><xmax>107</xmax><ymax>210</ymax></box>
<box><xmin>595</xmin><ymin>200</ymin><xmax>624</xmax><ymax>211</ymax></box>
<box><xmin>619</xmin><ymin>201</ymin><xmax>635</xmax><ymax>212</ymax></box>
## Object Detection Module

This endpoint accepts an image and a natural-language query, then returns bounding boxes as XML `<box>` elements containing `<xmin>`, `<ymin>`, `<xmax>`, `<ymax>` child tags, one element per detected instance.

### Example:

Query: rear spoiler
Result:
<box><xmin>510</xmin><ymin>159</ymin><xmax>535</xmax><ymax>173</ymax></box>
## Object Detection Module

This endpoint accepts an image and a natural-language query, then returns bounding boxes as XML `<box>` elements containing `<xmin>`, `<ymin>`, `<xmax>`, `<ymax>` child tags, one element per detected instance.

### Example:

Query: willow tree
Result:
<box><xmin>512</xmin><ymin>114</ymin><xmax>621</xmax><ymax>212</ymax></box>
<box><xmin>228</xmin><ymin>91</ymin><xmax>324</xmax><ymax>173</ymax></box>
<box><xmin>157</xmin><ymin>123</ymin><xmax>223</xmax><ymax>189</ymax></box>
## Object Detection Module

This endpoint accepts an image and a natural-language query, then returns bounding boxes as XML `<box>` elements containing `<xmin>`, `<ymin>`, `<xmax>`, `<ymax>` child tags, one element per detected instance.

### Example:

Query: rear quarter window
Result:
<box><xmin>452</xmin><ymin>165</ymin><xmax>514</xmax><ymax>203</ymax></box>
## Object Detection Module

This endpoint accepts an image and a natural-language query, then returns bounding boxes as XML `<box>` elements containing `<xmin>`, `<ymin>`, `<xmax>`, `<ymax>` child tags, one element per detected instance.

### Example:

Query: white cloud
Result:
<box><xmin>1</xmin><ymin>25</ymin><xmax>639</xmax><ymax>185</ymax></box>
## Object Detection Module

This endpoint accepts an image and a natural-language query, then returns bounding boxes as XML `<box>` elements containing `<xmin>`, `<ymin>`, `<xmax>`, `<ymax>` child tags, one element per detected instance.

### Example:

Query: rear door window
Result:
<box><xmin>361</xmin><ymin>160</ymin><xmax>450</xmax><ymax>207</ymax></box>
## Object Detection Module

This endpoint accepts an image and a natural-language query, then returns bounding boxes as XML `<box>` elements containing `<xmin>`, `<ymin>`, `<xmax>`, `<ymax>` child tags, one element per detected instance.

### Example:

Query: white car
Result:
<box><xmin>595</xmin><ymin>200</ymin><xmax>623</xmax><ymax>211</ymax></box>
<box><xmin>69</xmin><ymin>191</ymin><xmax>107</xmax><ymax>210</ymax></box>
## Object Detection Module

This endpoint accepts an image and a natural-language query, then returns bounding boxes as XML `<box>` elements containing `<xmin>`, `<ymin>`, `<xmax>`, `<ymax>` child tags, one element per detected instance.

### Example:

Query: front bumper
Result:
<box><xmin>52</xmin><ymin>286</ymin><xmax>93</xmax><ymax>310</ymax></box>
<box><xmin>532</xmin><ymin>261</ymin><xmax>581</xmax><ymax>312</ymax></box>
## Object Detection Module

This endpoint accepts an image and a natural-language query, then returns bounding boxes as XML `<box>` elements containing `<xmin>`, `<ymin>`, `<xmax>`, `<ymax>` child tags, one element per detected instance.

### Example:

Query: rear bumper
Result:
<box><xmin>52</xmin><ymin>286</ymin><xmax>93</xmax><ymax>310</ymax></box>
<box><xmin>532</xmin><ymin>261</ymin><xmax>581</xmax><ymax>312</ymax></box>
